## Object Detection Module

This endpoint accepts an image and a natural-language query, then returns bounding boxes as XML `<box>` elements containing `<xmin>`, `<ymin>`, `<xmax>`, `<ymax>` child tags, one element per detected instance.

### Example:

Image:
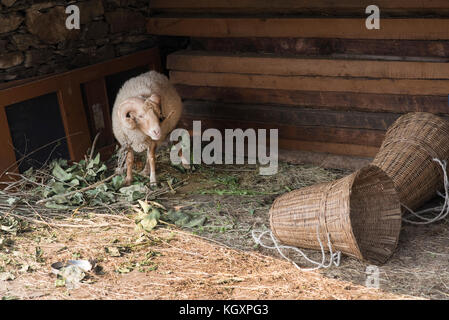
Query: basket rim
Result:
<box><xmin>347</xmin><ymin>165</ymin><xmax>402</xmax><ymax>263</ymax></box>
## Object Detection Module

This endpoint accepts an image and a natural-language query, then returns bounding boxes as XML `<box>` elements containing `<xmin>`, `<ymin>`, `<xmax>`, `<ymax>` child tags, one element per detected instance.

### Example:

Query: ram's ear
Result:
<box><xmin>118</xmin><ymin>98</ymin><xmax>143</xmax><ymax>129</ymax></box>
<box><xmin>148</xmin><ymin>94</ymin><xmax>162</xmax><ymax>118</ymax></box>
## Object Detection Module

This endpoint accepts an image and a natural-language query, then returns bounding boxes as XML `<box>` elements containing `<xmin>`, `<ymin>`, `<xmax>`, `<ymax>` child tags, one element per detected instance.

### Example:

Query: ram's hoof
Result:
<box><xmin>149</xmin><ymin>175</ymin><xmax>157</xmax><ymax>188</ymax></box>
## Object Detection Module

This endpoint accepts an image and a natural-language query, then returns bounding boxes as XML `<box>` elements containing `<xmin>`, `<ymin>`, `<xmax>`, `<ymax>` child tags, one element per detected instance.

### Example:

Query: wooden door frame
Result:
<box><xmin>0</xmin><ymin>47</ymin><xmax>162</xmax><ymax>177</ymax></box>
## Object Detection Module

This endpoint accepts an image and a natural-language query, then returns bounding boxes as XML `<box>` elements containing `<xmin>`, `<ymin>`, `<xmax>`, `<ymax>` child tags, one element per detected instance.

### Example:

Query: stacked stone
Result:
<box><xmin>0</xmin><ymin>0</ymin><xmax>158</xmax><ymax>82</ymax></box>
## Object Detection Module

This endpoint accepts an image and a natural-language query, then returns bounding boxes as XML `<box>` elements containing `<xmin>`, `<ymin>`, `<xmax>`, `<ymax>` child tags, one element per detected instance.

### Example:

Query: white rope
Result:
<box><xmin>252</xmin><ymin>225</ymin><xmax>341</xmax><ymax>272</ymax></box>
<box><xmin>402</xmin><ymin>158</ymin><xmax>449</xmax><ymax>225</ymax></box>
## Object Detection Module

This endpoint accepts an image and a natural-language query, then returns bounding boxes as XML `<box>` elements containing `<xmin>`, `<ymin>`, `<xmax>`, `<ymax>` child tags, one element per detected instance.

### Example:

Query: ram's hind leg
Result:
<box><xmin>125</xmin><ymin>147</ymin><xmax>134</xmax><ymax>186</ymax></box>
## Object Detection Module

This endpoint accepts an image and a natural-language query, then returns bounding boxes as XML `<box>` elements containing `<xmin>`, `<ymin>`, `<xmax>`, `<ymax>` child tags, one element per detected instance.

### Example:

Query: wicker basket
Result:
<box><xmin>269</xmin><ymin>165</ymin><xmax>402</xmax><ymax>264</ymax></box>
<box><xmin>372</xmin><ymin>112</ymin><xmax>449</xmax><ymax>211</ymax></box>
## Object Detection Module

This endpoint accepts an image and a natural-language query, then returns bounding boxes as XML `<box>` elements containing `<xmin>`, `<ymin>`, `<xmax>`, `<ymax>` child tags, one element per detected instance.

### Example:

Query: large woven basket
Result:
<box><xmin>269</xmin><ymin>165</ymin><xmax>402</xmax><ymax>264</ymax></box>
<box><xmin>372</xmin><ymin>112</ymin><xmax>449</xmax><ymax>211</ymax></box>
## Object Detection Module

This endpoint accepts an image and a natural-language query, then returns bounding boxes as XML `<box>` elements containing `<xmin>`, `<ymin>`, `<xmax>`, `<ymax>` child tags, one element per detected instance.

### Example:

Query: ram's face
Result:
<box><xmin>135</xmin><ymin>108</ymin><xmax>161</xmax><ymax>141</ymax></box>
<box><xmin>119</xmin><ymin>94</ymin><xmax>162</xmax><ymax>141</ymax></box>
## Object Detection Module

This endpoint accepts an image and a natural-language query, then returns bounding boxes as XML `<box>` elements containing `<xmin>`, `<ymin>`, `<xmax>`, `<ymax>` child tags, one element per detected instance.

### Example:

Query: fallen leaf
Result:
<box><xmin>105</xmin><ymin>246</ymin><xmax>121</xmax><ymax>257</ymax></box>
<box><xmin>0</xmin><ymin>272</ymin><xmax>15</xmax><ymax>281</ymax></box>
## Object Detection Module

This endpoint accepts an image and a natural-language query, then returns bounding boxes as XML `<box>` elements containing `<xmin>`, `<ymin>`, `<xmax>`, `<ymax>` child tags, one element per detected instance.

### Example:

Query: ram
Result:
<box><xmin>111</xmin><ymin>71</ymin><xmax>184</xmax><ymax>185</ymax></box>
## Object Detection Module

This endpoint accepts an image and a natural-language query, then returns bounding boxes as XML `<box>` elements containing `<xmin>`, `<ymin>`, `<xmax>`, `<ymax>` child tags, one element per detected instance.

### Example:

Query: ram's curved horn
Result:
<box><xmin>118</xmin><ymin>97</ymin><xmax>143</xmax><ymax>129</ymax></box>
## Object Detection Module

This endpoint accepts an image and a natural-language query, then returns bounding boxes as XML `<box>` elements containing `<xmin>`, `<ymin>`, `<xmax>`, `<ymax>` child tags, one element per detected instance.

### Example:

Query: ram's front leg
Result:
<box><xmin>125</xmin><ymin>147</ymin><xmax>134</xmax><ymax>186</ymax></box>
<box><xmin>142</xmin><ymin>142</ymin><xmax>157</xmax><ymax>186</ymax></box>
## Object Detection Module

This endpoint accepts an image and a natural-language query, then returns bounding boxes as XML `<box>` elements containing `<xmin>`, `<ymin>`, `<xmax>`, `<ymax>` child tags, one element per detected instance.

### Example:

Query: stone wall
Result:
<box><xmin>0</xmin><ymin>0</ymin><xmax>173</xmax><ymax>83</ymax></box>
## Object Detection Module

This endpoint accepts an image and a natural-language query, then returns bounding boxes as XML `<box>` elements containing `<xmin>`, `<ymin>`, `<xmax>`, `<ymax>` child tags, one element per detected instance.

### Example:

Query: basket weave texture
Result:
<box><xmin>269</xmin><ymin>165</ymin><xmax>401</xmax><ymax>264</ymax></box>
<box><xmin>372</xmin><ymin>112</ymin><xmax>449</xmax><ymax>211</ymax></box>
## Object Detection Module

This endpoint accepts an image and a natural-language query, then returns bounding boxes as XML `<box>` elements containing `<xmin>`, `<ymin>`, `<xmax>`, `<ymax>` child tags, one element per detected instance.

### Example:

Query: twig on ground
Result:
<box><xmin>89</xmin><ymin>132</ymin><xmax>102</xmax><ymax>161</ymax></box>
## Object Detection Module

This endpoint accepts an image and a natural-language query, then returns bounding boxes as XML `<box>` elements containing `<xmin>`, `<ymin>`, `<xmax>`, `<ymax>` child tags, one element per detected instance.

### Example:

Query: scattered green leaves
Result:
<box><xmin>115</xmin><ymin>262</ymin><xmax>135</xmax><ymax>274</ymax></box>
<box><xmin>0</xmin><ymin>217</ymin><xmax>27</xmax><ymax>236</ymax></box>
<box><xmin>23</xmin><ymin>153</ymin><xmax>152</xmax><ymax>208</ymax></box>
<box><xmin>134</xmin><ymin>200</ymin><xmax>161</xmax><ymax>232</ymax></box>
<box><xmin>35</xmin><ymin>246</ymin><xmax>45</xmax><ymax>263</ymax></box>
<box><xmin>199</xmin><ymin>174</ymin><xmax>274</xmax><ymax>196</ymax></box>
<box><xmin>120</xmin><ymin>185</ymin><xmax>149</xmax><ymax>202</ymax></box>
<box><xmin>164</xmin><ymin>210</ymin><xmax>206</xmax><ymax>228</ymax></box>
<box><xmin>52</xmin><ymin>163</ymin><xmax>73</xmax><ymax>182</ymax></box>
<box><xmin>133</xmin><ymin>199</ymin><xmax>207</xmax><ymax>233</ymax></box>
<box><xmin>105</xmin><ymin>246</ymin><xmax>122</xmax><ymax>257</ymax></box>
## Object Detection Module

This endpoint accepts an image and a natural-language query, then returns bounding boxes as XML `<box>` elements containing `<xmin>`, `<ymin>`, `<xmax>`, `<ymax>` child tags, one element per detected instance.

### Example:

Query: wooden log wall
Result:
<box><xmin>148</xmin><ymin>1</ymin><xmax>449</xmax><ymax>160</ymax></box>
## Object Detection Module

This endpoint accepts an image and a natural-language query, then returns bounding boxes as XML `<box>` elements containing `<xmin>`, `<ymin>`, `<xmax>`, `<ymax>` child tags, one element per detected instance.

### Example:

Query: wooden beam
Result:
<box><xmin>175</xmin><ymin>85</ymin><xmax>449</xmax><ymax>114</ymax></box>
<box><xmin>178</xmin><ymin>116</ymin><xmax>379</xmax><ymax>157</ymax></box>
<box><xmin>191</xmin><ymin>37</ymin><xmax>449</xmax><ymax>58</ymax></box>
<box><xmin>181</xmin><ymin>100</ymin><xmax>399</xmax><ymax>131</ymax></box>
<box><xmin>171</xmin><ymin>71</ymin><xmax>449</xmax><ymax>96</ymax></box>
<box><xmin>279</xmin><ymin>139</ymin><xmax>379</xmax><ymax>158</ymax></box>
<box><xmin>0</xmin><ymin>106</ymin><xmax>17</xmax><ymax>178</ymax></box>
<box><xmin>179</xmin><ymin>117</ymin><xmax>385</xmax><ymax>147</ymax></box>
<box><xmin>83</xmin><ymin>77</ymin><xmax>114</xmax><ymax>149</ymax></box>
<box><xmin>278</xmin><ymin>149</ymin><xmax>372</xmax><ymax>171</ymax></box>
<box><xmin>148</xmin><ymin>18</ymin><xmax>449</xmax><ymax>40</ymax></box>
<box><xmin>57</xmin><ymin>82</ymin><xmax>92</xmax><ymax>161</ymax></box>
<box><xmin>168</xmin><ymin>51</ymin><xmax>449</xmax><ymax>79</ymax></box>
<box><xmin>150</xmin><ymin>0</ymin><xmax>449</xmax><ymax>11</ymax></box>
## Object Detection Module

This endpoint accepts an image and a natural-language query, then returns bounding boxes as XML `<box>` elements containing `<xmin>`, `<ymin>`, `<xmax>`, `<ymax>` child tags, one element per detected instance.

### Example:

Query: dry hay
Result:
<box><xmin>0</xmin><ymin>215</ymin><xmax>414</xmax><ymax>300</ymax></box>
<box><xmin>1</xmin><ymin>147</ymin><xmax>447</xmax><ymax>299</ymax></box>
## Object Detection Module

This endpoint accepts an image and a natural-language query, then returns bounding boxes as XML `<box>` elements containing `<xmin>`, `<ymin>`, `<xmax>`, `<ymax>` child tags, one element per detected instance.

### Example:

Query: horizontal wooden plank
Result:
<box><xmin>191</xmin><ymin>37</ymin><xmax>449</xmax><ymax>58</ymax></box>
<box><xmin>178</xmin><ymin>126</ymin><xmax>374</xmax><ymax>167</ymax></box>
<box><xmin>171</xmin><ymin>71</ymin><xmax>449</xmax><ymax>96</ymax></box>
<box><xmin>279</xmin><ymin>139</ymin><xmax>379</xmax><ymax>158</ymax></box>
<box><xmin>150</xmin><ymin>0</ymin><xmax>449</xmax><ymax>11</ymax></box>
<box><xmin>181</xmin><ymin>100</ymin><xmax>399</xmax><ymax>130</ymax></box>
<box><xmin>175</xmin><ymin>85</ymin><xmax>449</xmax><ymax>114</ymax></box>
<box><xmin>278</xmin><ymin>149</ymin><xmax>372</xmax><ymax>171</ymax></box>
<box><xmin>178</xmin><ymin>116</ymin><xmax>379</xmax><ymax>157</ymax></box>
<box><xmin>168</xmin><ymin>51</ymin><xmax>449</xmax><ymax>79</ymax></box>
<box><xmin>179</xmin><ymin>117</ymin><xmax>385</xmax><ymax>146</ymax></box>
<box><xmin>0</xmin><ymin>73</ymin><xmax>50</xmax><ymax>91</ymax></box>
<box><xmin>148</xmin><ymin>18</ymin><xmax>449</xmax><ymax>40</ymax></box>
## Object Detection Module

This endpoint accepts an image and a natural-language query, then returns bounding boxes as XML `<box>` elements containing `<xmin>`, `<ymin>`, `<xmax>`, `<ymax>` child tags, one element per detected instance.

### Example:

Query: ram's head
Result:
<box><xmin>117</xmin><ymin>94</ymin><xmax>162</xmax><ymax>140</ymax></box>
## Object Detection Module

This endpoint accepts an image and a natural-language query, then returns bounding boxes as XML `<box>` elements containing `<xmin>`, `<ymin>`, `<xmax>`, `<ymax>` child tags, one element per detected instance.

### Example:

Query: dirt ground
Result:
<box><xmin>1</xmin><ymin>149</ymin><xmax>447</xmax><ymax>300</ymax></box>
